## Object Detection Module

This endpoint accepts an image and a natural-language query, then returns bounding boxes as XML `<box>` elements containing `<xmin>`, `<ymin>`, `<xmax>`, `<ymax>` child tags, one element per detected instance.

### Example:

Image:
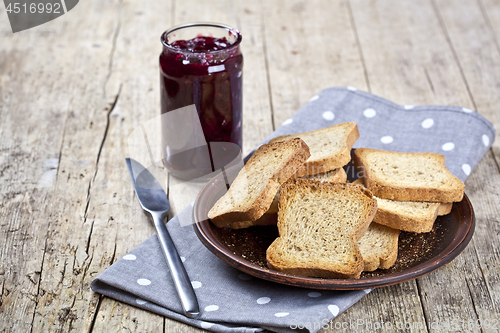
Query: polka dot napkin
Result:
<box><xmin>91</xmin><ymin>87</ymin><xmax>495</xmax><ymax>333</ymax></box>
<box><xmin>270</xmin><ymin>87</ymin><xmax>494</xmax><ymax>181</ymax></box>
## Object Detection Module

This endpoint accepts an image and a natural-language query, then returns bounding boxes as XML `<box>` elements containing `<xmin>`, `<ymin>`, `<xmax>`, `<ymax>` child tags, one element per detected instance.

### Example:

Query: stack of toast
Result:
<box><xmin>207</xmin><ymin>122</ymin><xmax>465</xmax><ymax>279</ymax></box>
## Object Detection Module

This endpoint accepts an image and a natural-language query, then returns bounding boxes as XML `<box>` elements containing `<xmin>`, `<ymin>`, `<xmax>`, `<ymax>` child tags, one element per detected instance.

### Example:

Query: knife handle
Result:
<box><xmin>151</xmin><ymin>212</ymin><xmax>200</xmax><ymax>319</ymax></box>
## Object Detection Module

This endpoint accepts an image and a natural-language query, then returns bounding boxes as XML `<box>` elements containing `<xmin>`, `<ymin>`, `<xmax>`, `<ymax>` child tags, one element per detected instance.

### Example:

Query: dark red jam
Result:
<box><xmin>160</xmin><ymin>34</ymin><xmax>243</xmax><ymax>180</ymax></box>
<box><xmin>169</xmin><ymin>36</ymin><xmax>232</xmax><ymax>52</ymax></box>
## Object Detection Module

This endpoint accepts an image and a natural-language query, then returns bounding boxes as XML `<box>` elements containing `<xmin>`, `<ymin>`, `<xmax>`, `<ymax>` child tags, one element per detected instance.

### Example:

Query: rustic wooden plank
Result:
<box><xmin>26</xmin><ymin>3</ymin><xmax>138</xmax><ymax>333</ymax></box>
<box><xmin>262</xmin><ymin>0</ymin><xmax>369</xmax><ymax>127</ymax></box>
<box><xmin>0</xmin><ymin>2</ymin><xmax>115</xmax><ymax>331</ymax></box>
<box><xmin>425</xmin><ymin>0</ymin><xmax>500</xmax><ymax>329</ymax></box>
<box><xmin>334</xmin><ymin>282</ymin><xmax>428</xmax><ymax>332</ymax></box>
<box><xmin>340</xmin><ymin>1</ymin><xmax>499</xmax><ymax>332</ymax></box>
<box><xmin>92</xmin><ymin>297</ymin><xmax>165</xmax><ymax>333</ymax></box>
<box><xmin>233</xmin><ymin>0</ymin><xmax>275</xmax><ymax>156</ymax></box>
<box><xmin>0</xmin><ymin>50</ymin><xmax>65</xmax><ymax>331</ymax></box>
<box><xmin>462</xmin><ymin>150</ymin><xmax>500</xmax><ymax>320</ymax></box>
<box><xmin>16</xmin><ymin>0</ymin><xmax>167</xmax><ymax>331</ymax></box>
<box><xmin>350</xmin><ymin>0</ymin><xmax>473</xmax><ymax>109</ymax></box>
<box><xmin>434</xmin><ymin>0</ymin><xmax>500</xmax><ymax>165</ymax></box>
<box><xmin>480</xmin><ymin>0</ymin><xmax>500</xmax><ymax>161</ymax></box>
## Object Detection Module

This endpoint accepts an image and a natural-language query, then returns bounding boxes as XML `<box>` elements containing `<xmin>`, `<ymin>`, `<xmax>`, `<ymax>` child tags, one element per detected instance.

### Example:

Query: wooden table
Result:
<box><xmin>1</xmin><ymin>0</ymin><xmax>499</xmax><ymax>332</ymax></box>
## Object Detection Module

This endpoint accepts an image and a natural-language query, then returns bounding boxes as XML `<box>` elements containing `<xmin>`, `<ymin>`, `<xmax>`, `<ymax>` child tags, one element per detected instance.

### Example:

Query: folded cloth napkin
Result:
<box><xmin>91</xmin><ymin>87</ymin><xmax>495</xmax><ymax>333</ymax></box>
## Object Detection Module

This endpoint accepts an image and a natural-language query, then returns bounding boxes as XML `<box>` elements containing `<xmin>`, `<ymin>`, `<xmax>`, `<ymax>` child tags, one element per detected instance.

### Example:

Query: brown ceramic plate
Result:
<box><xmin>193</xmin><ymin>166</ymin><xmax>475</xmax><ymax>290</ymax></box>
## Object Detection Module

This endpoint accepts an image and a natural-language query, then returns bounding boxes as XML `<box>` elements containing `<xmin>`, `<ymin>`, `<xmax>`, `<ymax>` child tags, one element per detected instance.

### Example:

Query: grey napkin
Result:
<box><xmin>91</xmin><ymin>87</ymin><xmax>495</xmax><ymax>333</ymax></box>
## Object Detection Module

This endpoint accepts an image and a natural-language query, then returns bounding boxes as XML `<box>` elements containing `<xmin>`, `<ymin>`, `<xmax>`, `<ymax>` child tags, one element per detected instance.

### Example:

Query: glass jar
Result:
<box><xmin>160</xmin><ymin>22</ymin><xmax>243</xmax><ymax>180</ymax></box>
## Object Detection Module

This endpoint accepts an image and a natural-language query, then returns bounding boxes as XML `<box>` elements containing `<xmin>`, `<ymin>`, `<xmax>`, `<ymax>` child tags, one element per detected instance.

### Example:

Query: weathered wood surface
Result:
<box><xmin>0</xmin><ymin>1</ymin><xmax>499</xmax><ymax>333</ymax></box>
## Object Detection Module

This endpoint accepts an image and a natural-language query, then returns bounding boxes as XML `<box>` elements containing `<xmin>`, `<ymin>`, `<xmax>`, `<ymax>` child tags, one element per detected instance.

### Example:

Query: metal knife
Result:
<box><xmin>125</xmin><ymin>158</ymin><xmax>200</xmax><ymax>319</ymax></box>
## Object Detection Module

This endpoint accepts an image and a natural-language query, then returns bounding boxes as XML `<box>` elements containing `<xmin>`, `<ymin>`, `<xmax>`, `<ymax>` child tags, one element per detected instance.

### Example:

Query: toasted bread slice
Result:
<box><xmin>438</xmin><ymin>202</ymin><xmax>453</xmax><ymax>216</ymax></box>
<box><xmin>208</xmin><ymin>138</ymin><xmax>310</xmax><ymax>228</ymax></box>
<box><xmin>269</xmin><ymin>122</ymin><xmax>359</xmax><ymax>177</ymax></box>
<box><xmin>302</xmin><ymin>167</ymin><xmax>348</xmax><ymax>183</ymax></box>
<box><xmin>229</xmin><ymin>168</ymin><xmax>347</xmax><ymax>229</ymax></box>
<box><xmin>266</xmin><ymin>180</ymin><xmax>377</xmax><ymax>279</ymax></box>
<box><xmin>354</xmin><ymin>178</ymin><xmax>450</xmax><ymax>233</ymax></box>
<box><xmin>353</xmin><ymin>149</ymin><xmax>464</xmax><ymax>203</ymax></box>
<box><xmin>374</xmin><ymin>198</ymin><xmax>441</xmax><ymax>233</ymax></box>
<box><xmin>268</xmin><ymin>168</ymin><xmax>347</xmax><ymax>213</ymax></box>
<box><xmin>358</xmin><ymin>223</ymin><xmax>400</xmax><ymax>271</ymax></box>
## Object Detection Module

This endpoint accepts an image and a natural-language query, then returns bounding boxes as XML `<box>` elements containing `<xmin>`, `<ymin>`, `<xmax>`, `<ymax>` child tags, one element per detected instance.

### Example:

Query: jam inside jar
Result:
<box><xmin>160</xmin><ymin>23</ymin><xmax>243</xmax><ymax>180</ymax></box>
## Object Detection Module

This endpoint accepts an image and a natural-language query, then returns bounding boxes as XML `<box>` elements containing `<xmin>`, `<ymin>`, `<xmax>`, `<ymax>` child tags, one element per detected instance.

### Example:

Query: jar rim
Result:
<box><xmin>161</xmin><ymin>22</ymin><xmax>242</xmax><ymax>55</ymax></box>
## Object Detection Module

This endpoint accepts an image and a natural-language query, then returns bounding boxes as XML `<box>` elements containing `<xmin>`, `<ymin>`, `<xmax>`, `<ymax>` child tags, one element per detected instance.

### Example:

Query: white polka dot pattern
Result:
<box><xmin>191</xmin><ymin>281</ymin><xmax>202</xmax><ymax>289</ymax></box>
<box><xmin>442</xmin><ymin>142</ymin><xmax>455</xmax><ymax>151</ymax></box>
<box><xmin>282</xmin><ymin>118</ymin><xmax>293</xmax><ymax>125</ymax></box>
<box><xmin>205</xmin><ymin>305</ymin><xmax>219</xmax><ymax>312</ymax></box>
<box><xmin>328</xmin><ymin>305</ymin><xmax>340</xmax><ymax>316</ymax></box>
<box><xmin>274</xmin><ymin>312</ymin><xmax>289</xmax><ymax>317</ymax></box>
<box><xmin>322</xmin><ymin>111</ymin><xmax>335</xmax><ymax>121</ymax></box>
<box><xmin>123</xmin><ymin>254</ymin><xmax>136</xmax><ymax>260</ymax></box>
<box><xmin>421</xmin><ymin>118</ymin><xmax>434</xmax><ymax>129</ymax></box>
<box><xmin>462</xmin><ymin>164</ymin><xmax>471</xmax><ymax>176</ymax></box>
<box><xmin>363</xmin><ymin>108</ymin><xmax>376</xmax><ymax>118</ymax></box>
<box><xmin>257</xmin><ymin>297</ymin><xmax>271</xmax><ymax>304</ymax></box>
<box><xmin>380</xmin><ymin>136</ymin><xmax>393</xmax><ymax>144</ymax></box>
<box><xmin>137</xmin><ymin>278</ymin><xmax>151</xmax><ymax>286</ymax></box>
<box><xmin>200</xmin><ymin>322</ymin><xmax>214</xmax><ymax>329</ymax></box>
<box><xmin>482</xmin><ymin>135</ymin><xmax>490</xmax><ymax>146</ymax></box>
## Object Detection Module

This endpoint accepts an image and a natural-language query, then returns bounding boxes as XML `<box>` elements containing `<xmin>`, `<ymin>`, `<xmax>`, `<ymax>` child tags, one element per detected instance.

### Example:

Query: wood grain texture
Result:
<box><xmin>28</xmin><ymin>0</ymin><xmax>168</xmax><ymax>330</ymax></box>
<box><xmin>0</xmin><ymin>1</ymin><xmax>118</xmax><ymax>331</ymax></box>
<box><xmin>434</xmin><ymin>0</ymin><xmax>500</xmax><ymax>164</ymax></box>
<box><xmin>262</xmin><ymin>0</ymin><xmax>368</xmax><ymax>126</ymax></box>
<box><xmin>0</xmin><ymin>0</ymin><xmax>499</xmax><ymax>332</ymax></box>
<box><xmin>349</xmin><ymin>0</ymin><xmax>473</xmax><ymax>108</ymax></box>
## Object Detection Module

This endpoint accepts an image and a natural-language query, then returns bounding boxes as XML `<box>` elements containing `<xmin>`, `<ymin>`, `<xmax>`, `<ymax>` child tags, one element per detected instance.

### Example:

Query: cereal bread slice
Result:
<box><xmin>229</xmin><ymin>168</ymin><xmax>347</xmax><ymax>229</ymax></box>
<box><xmin>302</xmin><ymin>167</ymin><xmax>348</xmax><ymax>183</ymax></box>
<box><xmin>269</xmin><ymin>122</ymin><xmax>359</xmax><ymax>177</ymax></box>
<box><xmin>353</xmin><ymin>148</ymin><xmax>464</xmax><ymax>203</ymax></box>
<box><xmin>266</xmin><ymin>180</ymin><xmax>377</xmax><ymax>279</ymax></box>
<box><xmin>269</xmin><ymin>168</ymin><xmax>348</xmax><ymax>213</ymax></box>
<box><xmin>208</xmin><ymin>138</ymin><xmax>310</xmax><ymax>228</ymax></box>
<box><xmin>374</xmin><ymin>198</ymin><xmax>442</xmax><ymax>233</ymax></box>
<box><xmin>353</xmin><ymin>178</ymin><xmax>451</xmax><ymax>233</ymax></box>
<box><xmin>358</xmin><ymin>223</ymin><xmax>400</xmax><ymax>271</ymax></box>
<box><xmin>438</xmin><ymin>203</ymin><xmax>453</xmax><ymax>216</ymax></box>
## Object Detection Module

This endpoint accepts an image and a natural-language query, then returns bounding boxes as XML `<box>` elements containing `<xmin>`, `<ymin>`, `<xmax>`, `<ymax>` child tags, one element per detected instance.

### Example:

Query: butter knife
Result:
<box><xmin>125</xmin><ymin>158</ymin><xmax>200</xmax><ymax>319</ymax></box>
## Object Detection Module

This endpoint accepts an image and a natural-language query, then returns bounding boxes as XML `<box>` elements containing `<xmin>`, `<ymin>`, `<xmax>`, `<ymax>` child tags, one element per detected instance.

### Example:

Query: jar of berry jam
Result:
<box><xmin>160</xmin><ymin>23</ymin><xmax>243</xmax><ymax>180</ymax></box>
